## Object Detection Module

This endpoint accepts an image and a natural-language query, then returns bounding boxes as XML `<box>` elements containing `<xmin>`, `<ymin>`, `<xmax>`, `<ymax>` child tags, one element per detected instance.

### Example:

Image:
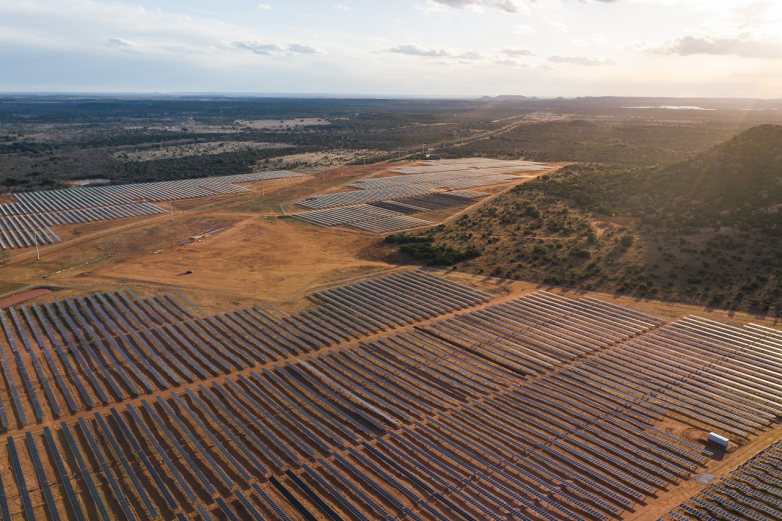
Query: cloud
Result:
<box><xmin>515</xmin><ymin>25</ymin><xmax>534</xmax><ymax>35</ymax></box>
<box><xmin>258</xmin><ymin>4</ymin><xmax>272</xmax><ymax>10</ymax></box>
<box><xmin>108</xmin><ymin>38</ymin><xmax>137</xmax><ymax>47</ymax></box>
<box><xmin>494</xmin><ymin>58</ymin><xmax>531</xmax><ymax>67</ymax></box>
<box><xmin>231</xmin><ymin>41</ymin><xmax>325</xmax><ymax>56</ymax></box>
<box><xmin>384</xmin><ymin>44</ymin><xmax>484</xmax><ymax>60</ymax></box>
<box><xmin>548</xmin><ymin>20</ymin><xmax>568</xmax><ymax>33</ymax></box>
<box><xmin>640</xmin><ymin>34</ymin><xmax>782</xmax><ymax>59</ymax></box>
<box><xmin>333</xmin><ymin>4</ymin><xmax>349</xmax><ymax>10</ymax></box>
<box><xmin>731</xmin><ymin>2</ymin><xmax>774</xmax><ymax>29</ymax></box>
<box><xmin>287</xmin><ymin>43</ymin><xmax>324</xmax><ymax>54</ymax></box>
<box><xmin>501</xmin><ymin>47</ymin><xmax>534</xmax><ymax>57</ymax></box>
<box><xmin>547</xmin><ymin>54</ymin><xmax>617</xmax><ymax>66</ymax></box>
<box><xmin>428</xmin><ymin>0</ymin><xmax>529</xmax><ymax>14</ymax></box>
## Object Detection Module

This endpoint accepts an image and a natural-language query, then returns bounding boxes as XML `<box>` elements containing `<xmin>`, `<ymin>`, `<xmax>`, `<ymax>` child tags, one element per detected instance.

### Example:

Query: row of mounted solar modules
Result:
<box><xmin>0</xmin><ymin>170</ymin><xmax>303</xmax><ymax>249</ymax></box>
<box><xmin>292</xmin><ymin>191</ymin><xmax>483</xmax><ymax>232</ymax></box>
<box><xmin>6</xmin><ymin>272</ymin><xmax>780</xmax><ymax>520</ymax></box>
<box><xmin>2</xmin><ymin>170</ymin><xmax>304</xmax><ymax>215</ymax></box>
<box><xmin>292</xmin><ymin>204</ymin><xmax>434</xmax><ymax>232</ymax></box>
<box><xmin>0</xmin><ymin>202</ymin><xmax>164</xmax><ymax>250</ymax></box>
<box><xmin>0</xmin><ymin>290</ymin><xmax>711</xmax><ymax>521</ymax></box>
<box><xmin>349</xmin><ymin>168</ymin><xmax>531</xmax><ymax>190</ymax></box>
<box><xmin>665</xmin><ymin>440</ymin><xmax>782</xmax><ymax>521</ymax></box>
<box><xmin>0</xmin><ymin>271</ymin><xmax>489</xmax><ymax>430</ymax></box>
<box><xmin>391</xmin><ymin>158</ymin><xmax>550</xmax><ymax>175</ymax></box>
<box><xmin>562</xmin><ymin>315</ymin><xmax>782</xmax><ymax>439</ymax></box>
<box><xmin>296</xmin><ymin>176</ymin><xmax>514</xmax><ymax>211</ymax></box>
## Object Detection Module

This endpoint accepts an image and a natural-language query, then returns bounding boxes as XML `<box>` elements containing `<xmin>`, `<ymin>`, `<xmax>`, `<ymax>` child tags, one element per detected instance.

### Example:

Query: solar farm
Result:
<box><xmin>292</xmin><ymin>192</ymin><xmax>484</xmax><ymax>233</ymax></box>
<box><xmin>0</xmin><ymin>171</ymin><xmax>304</xmax><ymax>250</ymax></box>
<box><xmin>664</xmin><ymin>439</ymin><xmax>782</xmax><ymax>521</ymax></box>
<box><xmin>0</xmin><ymin>268</ymin><xmax>780</xmax><ymax>521</ymax></box>
<box><xmin>292</xmin><ymin>158</ymin><xmax>547</xmax><ymax>233</ymax></box>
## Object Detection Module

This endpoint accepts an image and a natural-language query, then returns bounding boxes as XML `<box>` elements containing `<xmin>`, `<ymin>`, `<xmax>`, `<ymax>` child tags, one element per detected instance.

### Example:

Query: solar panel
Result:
<box><xmin>7</xmin><ymin>436</ymin><xmax>36</xmax><ymax>521</ymax></box>
<box><xmin>170</xmin><ymin>392</ymin><xmax>251</xmax><ymax>480</ymax></box>
<box><xmin>153</xmin><ymin>396</ymin><xmax>234</xmax><ymax>489</ymax></box>
<box><xmin>268</xmin><ymin>476</ymin><xmax>319</xmax><ymax>521</ymax></box>
<box><xmin>108</xmin><ymin>408</ymin><xmax>179</xmax><ymax>511</ymax></box>
<box><xmin>77</xmin><ymin>417</ymin><xmax>138</xmax><ymax>521</ymax></box>
<box><xmin>9</xmin><ymin>307</ymin><xmax>61</xmax><ymax>416</ymax></box>
<box><xmin>301</xmin><ymin>464</ymin><xmax>370</xmax><ymax>521</ymax></box>
<box><xmin>134</xmin><ymin>401</ymin><xmax>217</xmax><ymax>496</ymax></box>
<box><xmin>285</xmin><ymin>470</ymin><xmax>344</xmax><ymax>521</ymax></box>
<box><xmin>43</xmin><ymin>426</ymin><xmax>86</xmax><ymax>521</ymax></box>
<box><xmin>61</xmin><ymin>422</ymin><xmax>112</xmax><ymax>521</ymax></box>
<box><xmin>209</xmin><ymin>382</ymin><xmax>288</xmax><ymax>468</ymax></box>
<box><xmin>184</xmin><ymin>387</ymin><xmax>269</xmax><ymax>476</ymax></box>
<box><xmin>251</xmin><ymin>483</ymin><xmax>292</xmax><ymax>521</ymax></box>
<box><xmin>233</xmin><ymin>490</ymin><xmax>265</xmax><ymax>521</ymax></box>
<box><xmin>317</xmin><ymin>458</ymin><xmax>394</xmax><ymax>519</ymax></box>
<box><xmin>24</xmin><ymin>432</ymin><xmax>61</xmax><ymax>521</ymax></box>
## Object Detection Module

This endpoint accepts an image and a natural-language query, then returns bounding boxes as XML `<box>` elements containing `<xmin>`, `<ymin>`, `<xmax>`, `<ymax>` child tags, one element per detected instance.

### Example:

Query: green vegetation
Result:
<box><xmin>384</xmin><ymin>234</ymin><xmax>435</xmax><ymax>244</ymax></box>
<box><xmin>398</xmin><ymin>243</ymin><xmax>480</xmax><ymax>266</ymax></box>
<box><xmin>534</xmin><ymin>125</ymin><xmax>782</xmax><ymax>236</ymax></box>
<box><xmin>391</xmin><ymin>124</ymin><xmax>782</xmax><ymax>315</ymax></box>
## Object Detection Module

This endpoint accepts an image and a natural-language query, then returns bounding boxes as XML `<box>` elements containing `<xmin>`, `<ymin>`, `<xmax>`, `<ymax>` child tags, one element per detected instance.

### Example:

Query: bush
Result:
<box><xmin>384</xmin><ymin>234</ymin><xmax>434</xmax><ymax>244</ymax></box>
<box><xmin>571</xmin><ymin>249</ymin><xmax>592</xmax><ymax>259</ymax></box>
<box><xmin>398</xmin><ymin>243</ymin><xmax>481</xmax><ymax>265</ymax></box>
<box><xmin>620</xmin><ymin>234</ymin><xmax>636</xmax><ymax>247</ymax></box>
<box><xmin>525</xmin><ymin>204</ymin><xmax>542</xmax><ymax>219</ymax></box>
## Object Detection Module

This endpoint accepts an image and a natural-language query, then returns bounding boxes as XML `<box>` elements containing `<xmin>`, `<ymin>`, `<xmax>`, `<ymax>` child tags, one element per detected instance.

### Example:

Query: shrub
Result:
<box><xmin>398</xmin><ymin>243</ymin><xmax>481</xmax><ymax>266</ymax></box>
<box><xmin>384</xmin><ymin>234</ymin><xmax>434</xmax><ymax>244</ymax></box>
<box><xmin>620</xmin><ymin>234</ymin><xmax>636</xmax><ymax>247</ymax></box>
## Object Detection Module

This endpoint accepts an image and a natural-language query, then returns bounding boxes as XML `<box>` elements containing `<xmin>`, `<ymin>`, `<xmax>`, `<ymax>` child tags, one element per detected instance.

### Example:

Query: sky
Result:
<box><xmin>1</xmin><ymin>0</ymin><xmax>781</xmax><ymax>97</ymax></box>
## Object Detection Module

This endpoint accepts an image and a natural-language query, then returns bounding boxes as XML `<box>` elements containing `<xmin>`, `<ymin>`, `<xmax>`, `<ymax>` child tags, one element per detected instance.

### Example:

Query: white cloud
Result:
<box><xmin>547</xmin><ymin>55</ymin><xmax>617</xmax><ymax>66</ymax></box>
<box><xmin>427</xmin><ymin>0</ymin><xmax>529</xmax><ymax>14</ymax></box>
<box><xmin>333</xmin><ymin>4</ymin><xmax>349</xmax><ymax>10</ymax></box>
<box><xmin>258</xmin><ymin>4</ymin><xmax>272</xmax><ymax>10</ymax></box>
<box><xmin>384</xmin><ymin>44</ymin><xmax>484</xmax><ymax>60</ymax></box>
<box><xmin>108</xmin><ymin>38</ymin><xmax>137</xmax><ymax>47</ymax></box>
<box><xmin>548</xmin><ymin>20</ymin><xmax>568</xmax><ymax>33</ymax></box>
<box><xmin>515</xmin><ymin>25</ymin><xmax>534</xmax><ymax>35</ymax></box>
<box><xmin>730</xmin><ymin>1</ymin><xmax>774</xmax><ymax>30</ymax></box>
<box><xmin>288</xmin><ymin>43</ymin><xmax>325</xmax><ymax>54</ymax></box>
<box><xmin>231</xmin><ymin>41</ymin><xmax>325</xmax><ymax>56</ymax></box>
<box><xmin>640</xmin><ymin>34</ymin><xmax>782</xmax><ymax>59</ymax></box>
<box><xmin>495</xmin><ymin>58</ymin><xmax>532</xmax><ymax>67</ymax></box>
<box><xmin>501</xmin><ymin>47</ymin><xmax>535</xmax><ymax>56</ymax></box>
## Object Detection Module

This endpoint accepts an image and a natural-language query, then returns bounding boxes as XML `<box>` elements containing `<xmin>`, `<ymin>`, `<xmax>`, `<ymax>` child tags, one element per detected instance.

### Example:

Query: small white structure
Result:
<box><xmin>708</xmin><ymin>432</ymin><xmax>729</xmax><ymax>447</ymax></box>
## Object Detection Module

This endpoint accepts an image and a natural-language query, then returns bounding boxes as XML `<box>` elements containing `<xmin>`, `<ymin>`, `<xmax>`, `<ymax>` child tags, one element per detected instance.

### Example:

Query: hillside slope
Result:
<box><xmin>386</xmin><ymin>125</ymin><xmax>782</xmax><ymax>314</ymax></box>
<box><xmin>544</xmin><ymin>124</ymin><xmax>782</xmax><ymax>234</ymax></box>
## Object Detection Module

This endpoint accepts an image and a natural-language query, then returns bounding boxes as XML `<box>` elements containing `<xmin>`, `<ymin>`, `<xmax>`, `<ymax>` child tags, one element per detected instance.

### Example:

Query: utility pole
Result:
<box><xmin>262</xmin><ymin>180</ymin><xmax>265</xmax><ymax>197</ymax></box>
<box><xmin>34</xmin><ymin>231</ymin><xmax>39</xmax><ymax>260</ymax></box>
<box><xmin>169</xmin><ymin>200</ymin><xmax>173</xmax><ymax>221</ymax></box>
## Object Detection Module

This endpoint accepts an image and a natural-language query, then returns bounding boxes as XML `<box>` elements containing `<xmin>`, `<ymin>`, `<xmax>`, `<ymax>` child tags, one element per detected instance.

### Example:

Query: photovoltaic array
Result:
<box><xmin>294</xmin><ymin>158</ymin><xmax>550</xmax><ymax>232</ymax></box>
<box><xmin>0</xmin><ymin>170</ymin><xmax>304</xmax><ymax>250</ymax></box>
<box><xmin>665</xmin><ymin>440</ymin><xmax>782</xmax><ymax>521</ymax></box>
<box><xmin>0</xmin><ymin>270</ymin><xmax>780</xmax><ymax>520</ymax></box>
<box><xmin>293</xmin><ymin>191</ymin><xmax>485</xmax><ymax>233</ymax></box>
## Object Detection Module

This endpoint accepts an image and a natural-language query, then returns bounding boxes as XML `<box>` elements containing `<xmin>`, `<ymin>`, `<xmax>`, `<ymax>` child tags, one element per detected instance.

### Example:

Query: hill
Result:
<box><xmin>542</xmin><ymin>124</ymin><xmax>782</xmax><ymax>234</ymax></box>
<box><xmin>386</xmin><ymin>125</ymin><xmax>782</xmax><ymax>314</ymax></box>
